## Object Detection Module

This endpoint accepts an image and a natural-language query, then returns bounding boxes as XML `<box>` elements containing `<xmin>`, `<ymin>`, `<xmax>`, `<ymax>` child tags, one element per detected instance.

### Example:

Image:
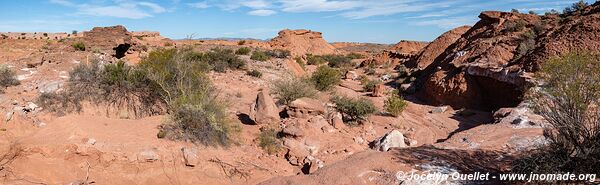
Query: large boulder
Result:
<box><xmin>250</xmin><ymin>89</ymin><xmax>280</xmax><ymax>125</ymax></box>
<box><xmin>82</xmin><ymin>25</ymin><xmax>143</xmax><ymax>59</ymax></box>
<box><xmin>406</xmin><ymin>26</ymin><xmax>471</xmax><ymax>69</ymax></box>
<box><xmin>370</xmin><ymin>130</ymin><xmax>407</xmax><ymax>151</ymax></box>
<box><xmin>287</xmin><ymin>98</ymin><xmax>325</xmax><ymax>118</ymax></box>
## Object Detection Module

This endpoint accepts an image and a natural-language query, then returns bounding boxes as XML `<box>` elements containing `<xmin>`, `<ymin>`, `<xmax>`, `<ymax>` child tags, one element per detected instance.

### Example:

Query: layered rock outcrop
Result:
<box><xmin>416</xmin><ymin>4</ymin><xmax>600</xmax><ymax>110</ymax></box>
<box><xmin>269</xmin><ymin>29</ymin><xmax>337</xmax><ymax>56</ymax></box>
<box><xmin>406</xmin><ymin>26</ymin><xmax>471</xmax><ymax>69</ymax></box>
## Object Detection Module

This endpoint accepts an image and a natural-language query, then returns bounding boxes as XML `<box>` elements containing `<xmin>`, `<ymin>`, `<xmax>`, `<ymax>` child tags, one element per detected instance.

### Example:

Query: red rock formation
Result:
<box><xmin>406</xmin><ymin>26</ymin><xmax>471</xmax><ymax>69</ymax></box>
<box><xmin>417</xmin><ymin>3</ymin><xmax>600</xmax><ymax>110</ymax></box>
<box><xmin>269</xmin><ymin>29</ymin><xmax>337</xmax><ymax>56</ymax></box>
<box><xmin>389</xmin><ymin>40</ymin><xmax>428</xmax><ymax>54</ymax></box>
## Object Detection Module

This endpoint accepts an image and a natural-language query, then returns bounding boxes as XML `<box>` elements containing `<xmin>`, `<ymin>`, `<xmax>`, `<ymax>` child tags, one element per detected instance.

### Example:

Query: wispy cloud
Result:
<box><xmin>188</xmin><ymin>1</ymin><xmax>210</xmax><ymax>9</ymax></box>
<box><xmin>248</xmin><ymin>9</ymin><xmax>277</xmax><ymax>16</ymax></box>
<box><xmin>49</xmin><ymin>0</ymin><xmax>167</xmax><ymax>19</ymax></box>
<box><xmin>279</xmin><ymin>0</ymin><xmax>361</xmax><ymax>12</ymax></box>
<box><xmin>412</xmin><ymin>16</ymin><xmax>476</xmax><ymax>29</ymax></box>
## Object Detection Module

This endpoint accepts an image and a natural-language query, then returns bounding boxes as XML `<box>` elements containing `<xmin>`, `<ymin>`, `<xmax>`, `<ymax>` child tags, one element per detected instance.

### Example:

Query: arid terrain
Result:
<box><xmin>0</xmin><ymin>2</ymin><xmax>600</xmax><ymax>185</ymax></box>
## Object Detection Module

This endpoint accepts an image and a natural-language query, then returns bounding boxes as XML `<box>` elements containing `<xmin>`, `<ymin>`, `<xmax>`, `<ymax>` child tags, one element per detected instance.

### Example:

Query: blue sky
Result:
<box><xmin>0</xmin><ymin>0</ymin><xmax>589</xmax><ymax>43</ymax></box>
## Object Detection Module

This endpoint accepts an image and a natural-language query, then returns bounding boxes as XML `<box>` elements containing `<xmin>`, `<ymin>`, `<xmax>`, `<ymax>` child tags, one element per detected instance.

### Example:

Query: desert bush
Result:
<box><xmin>310</xmin><ymin>65</ymin><xmax>341</xmax><ymax>91</ymax></box>
<box><xmin>258</xmin><ymin>128</ymin><xmax>282</xmax><ymax>154</ymax></box>
<box><xmin>246</xmin><ymin>69</ymin><xmax>262</xmax><ymax>78</ymax></box>
<box><xmin>331</xmin><ymin>95</ymin><xmax>377</xmax><ymax>123</ymax></box>
<box><xmin>362</xmin><ymin>79</ymin><xmax>382</xmax><ymax>92</ymax></box>
<box><xmin>514</xmin><ymin>30</ymin><xmax>536</xmax><ymax>60</ymax></box>
<box><xmin>504</xmin><ymin>20</ymin><xmax>527</xmax><ymax>32</ymax></box>
<box><xmin>141</xmin><ymin>48</ymin><xmax>237</xmax><ymax>146</ymax></box>
<box><xmin>235</xmin><ymin>47</ymin><xmax>251</xmax><ymax>55</ymax></box>
<box><xmin>295</xmin><ymin>57</ymin><xmax>306</xmax><ymax>70</ymax></box>
<box><xmin>512</xmin><ymin>52</ymin><xmax>600</xmax><ymax>176</ymax></box>
<box><xmin>37</xmin><ymin>91</ymin><xmax>82</xmax><ymax>113</ymax></box>
<box><xmin>265</xmin><ymin>49</ymin><xmax>291</xmax><ymax>58</ymax></box>
<box><xmin>0</xmin><ymin>65</ymin><xmax>20</xmax><ymax>92</ymax></box>
<box><xmin>72</xmin><ymin>42</ymin><xmax>85</xmax><ymax>51</ymax></box>
<box><xmin>384</xmin><ymin>94</ymin><xmax>407</xmax><ymax>117</ymax></box>
<box><xmin>563</xmin><ymin>0</ymin><xmax>588</xmax><ymax>14</ymax></box>
<box><xmin>346</xmin><ymin>53</ymin><xmax>364</xmax><ymax>59</ymax></box>
<box><xmin>511</xmin><ymin>9</ymin><xmax>520</xmax><ymax>14</ymax></box>
<box><xmin>271</xmin><ymin>76</ymin><xmax>317</xmax><ymax>105</ymax></box>
<box><xmin>237</xmin><ymin>40</ymin><xmax>246</xmax><ymax>45</ymax></box>
<box><xmin>306</xmin><ymin>54</ymin><xmax>326</xmax><ymax>65</ymax></box>
<box><xmin>204</xmin><ymin>48</ymin><xmax>245</xmax><ymax>72</ymax></box>
<box><xmin>251</xmin><ymin>50</ymin><xmax>271</xmax><ymax>61</ymax></box>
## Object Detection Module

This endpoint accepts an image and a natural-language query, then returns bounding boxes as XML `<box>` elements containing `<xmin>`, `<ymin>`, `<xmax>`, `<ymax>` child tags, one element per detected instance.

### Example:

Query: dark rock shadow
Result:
<box><xmin>237</xmin><ymin>113</ymin><xmax>256</xmax><ymax>125</ymax></box>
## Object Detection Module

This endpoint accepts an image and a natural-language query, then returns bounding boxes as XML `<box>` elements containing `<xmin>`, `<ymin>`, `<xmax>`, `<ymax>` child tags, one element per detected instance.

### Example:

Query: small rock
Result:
<box><xmin>345</xmin><ymin>71</ymin><xmax>357</xmax><ymax>80</ymax></box>
<box><xmin>372</xmin><ymin>84</ymin><xmax>385</xmax><ymax>97</ymax></box>
<box><xmin>138</xmin><ymin>149</ymin><xmax>160</xmax><ymax>162</ymax></box>
<box><xmin>181</xmin><ymin>147</ymin><xmax>199</xmax><ymax>167</ymax></box>
<box><xmin>430</xmin><ymin>106</ymin><xmax>448</xmax><ymax>114</ymax></box>
<box><xmin>5</xmin><ymin>111</ymin><xmax>14</xmax><ymax>122</ymax></box>
<box><xmin>353</xmin><ymin>137</ymin><xmax>365</xmax><ymax>144</ymax></box>
<box><xmin>287</xmin><ymin>98</ymin><xmax>326</xmax><ymax>118</ymax></box>
<box><xmin>36</xmin><ymin>122</ymin><xmax>47</xmax><ymax>127</ymax></box>
<box><xmin>371</xmin><ymin>130</ymin><xmax>407</xmax><ymax>151</ymax></box>
<box><xmin>282</xmin><ymin>124</ymin><xmax>304</xmax><ymax>137</ymax></box>
<box><xmin>86</xmin><ymin>138</ymin><xmax>97</xmax><ymax>145</ymax></box>
<box><xmin>330</xmin><ymin>112</ymin><xmax>345</xmax><ymax>129</ymax></box>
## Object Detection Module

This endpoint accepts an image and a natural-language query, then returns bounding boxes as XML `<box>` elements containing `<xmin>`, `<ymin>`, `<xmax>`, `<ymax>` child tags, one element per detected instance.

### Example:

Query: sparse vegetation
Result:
<box><xmin>331</xmin><ymin>95</ymin><xmax>377</xmax><ymax>123</ymax></box>
<box><xmin>72</xmin><ymin>42</ymin><xmax>85</xmax><ymax>51</ymax></box>
<box><xmin>504</xmin><ymin>19</ymin><xmax>527</xmax><ymax>32</ymax></box>
<box><xmin>563</xmin><ymin>0</ymin><xmax>588</xmax><ymax>14</ymax></box>
<box><xmin>251</xmin><ymin>50</ymin><xmax>271</xmax><ymax>61</ymax></box>
<box><xmin>362</xmin><ymin>79</ymin><xmax>382</xmax><ymax>92</ymax></box>
<box><xmin>235</xmin><ymin>47</ymin><xmax>251</xmax><ymax>55</ymax></box>
<box><xmin>310</xmin><ymin>65</ymin><xmax>341</xmax><ymax>91</ymax></box>
<box><xmin>246</xmin><ymin>69</ymin><xmax>262</xmax><ymax>78</ymax></box>
<box><xmin>0</xmin><ymin>65</ymin><xmax>20</xmax><ymax>92</ymax></box>
<box><xmin>514</xmin><ymin>30</ymin><xmax>536</xmax><ymax>60</ymax></box>
<box><xmin>384</xmin><ymin>94</ymin><xmax>407</xmax><ymax>117</ymax></box>
<box><xmin>271</xmin><ymin>76</ymin><xmax>317</xmax><ymax>105</ymax></box>
<box><xmin>38</xmin><ymin>48</ymin><xmax>238</xmax><ymax>146</ymax></box>
<box><xmin>512</xmin><ymin>52</ymin><xmax>600</xmax><ymax>177</ymax></box>
<box><xmin>305</xmin><ymin>54</ymin><xmax>354</xmax><ymax>68</ymax></box>
<box><xmin>237</xmin><ymin>40</ymin><xmax>246</xmax><ymax>45</ymax></box>
<box><xmin>258</xmin><ymin>128</ymin><xmax>282</xmax><ymax>154</ymax></box>
<box><xmin>295</xmin><ymin>57</ymin><xmax>306</xmax><ymax>70</ymax></box>
<box><xmin>265</xmin><ymin>49</ymin><xmax>291</xmax><ymax>58</ymax></box>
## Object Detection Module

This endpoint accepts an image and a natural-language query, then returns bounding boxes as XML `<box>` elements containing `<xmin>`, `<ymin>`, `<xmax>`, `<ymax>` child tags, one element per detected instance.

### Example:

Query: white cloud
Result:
<box><xmin>248</xmin><ymin>9</ymin><xmax>277</xmax><ymax>16</ymax></box>
<box><xmin>279</xmin><ymin>0</ymin><xmax>361</xmax><ymax>12</ymax></box>
<box><xmin>138</xmin><ymin>2</ymin><xmax>167</xmax><ymax>13</ymax></box>
<box><xmin>189</xmin><ymin>1</ymin><xmax>210</xmax><ymax>9</ymax></box>
<box><xmin>412</xmin><ymin>16</ymin><xmax>476</xmax><ymax>29</ymax></box>
<box><xmin>241</xmin><ymin>0</ymin><xmax>271</xmax><ymax>9</ymax></box>
<box><xmin>49</xmin><ymin>0</ymin><xmax>167</xmax><ymax>19</ymax></box>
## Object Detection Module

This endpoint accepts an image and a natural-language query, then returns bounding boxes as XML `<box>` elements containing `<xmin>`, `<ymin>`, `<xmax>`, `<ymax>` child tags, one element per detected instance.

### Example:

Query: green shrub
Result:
<box><xmin>331</xmin><ymin>95</ymin><xmax>377</xmax><ymax>123</ymax></box>
<box><xmin>504</xmin><ymin>20</ymin><xmax>527</xmax><ymax>32</ymax></box>
<box><xmin>204</xmin><ymin>48</ymin><xmax>245</xmax><ymax>72</ymax></box>
<box><xmin>258</xmin><ymin>128</ymin><xmax>282</xmax><ymax>154</ymax></box>
<box><xmin>512</xmin><ymin>52</ymin><xmax>600</xmax><ymax>176</ymax></box>
<box><xmin>295</xmin><ymin>57</ymin><xmax>306</xmax><ymax>70</ymax></box>
<box><xmin>0</xmin><ymin>65</ymin><xmax>19</xmax><ymax>92</ymax></box>
<box><xmin>310</xmin><ymin>65</ymin><xmax>341</xmax><ymax>91</ymax></box>
<box><xmin>72</xmin><ymin>42</ymin><xmax>85</xmax><ymax>51</ymax></box>
<box><xmin>265</xmin><ymin>49</ymin><xmax>291</xmax><ymax>58</ymax></box>
<box><xmin>140</xmin><ymin>48</ymin><xmax>237</xmax><ymax>146</ymax></box>
<box><xmin>246</xmin><ymin>69</ymin><xmax>262</xmax><ymax>78</ymax></box>
<box><xmin>563</xmin><ymin>0</ymin><xmax>588</xmax><ymax>14</ymax></box>
<box><xmin>346</xmin><ymin>53</ymin><xmax>364</xmax><ymax>59</ymax></box>
<box><xmin>251</xmin><ymin>50</ymin><xmax>271</xmax><ymax>61</ymax></box>
<box><xmin>235</xmin><ymin>47</ymin><xmax>251</xmax><ymax>55</ymax></box>
<box><xmin>272</xmin><ymin>76</ymin><xmax>317</xmax><ymax>105</ymax></box>
<box><xmin>306</xmin><ymin>54</ymin><xmax>326</xmax><ymax>65</ymax></box>
<box><xmin>362</xmin><ymin>79</ymin><xmax>382</xmax><ymax>92</ymax></box>
<box><xmin>384</xmin><ymin>94</ymin><xmax>407</xmax><ymax>117</ymax></box>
